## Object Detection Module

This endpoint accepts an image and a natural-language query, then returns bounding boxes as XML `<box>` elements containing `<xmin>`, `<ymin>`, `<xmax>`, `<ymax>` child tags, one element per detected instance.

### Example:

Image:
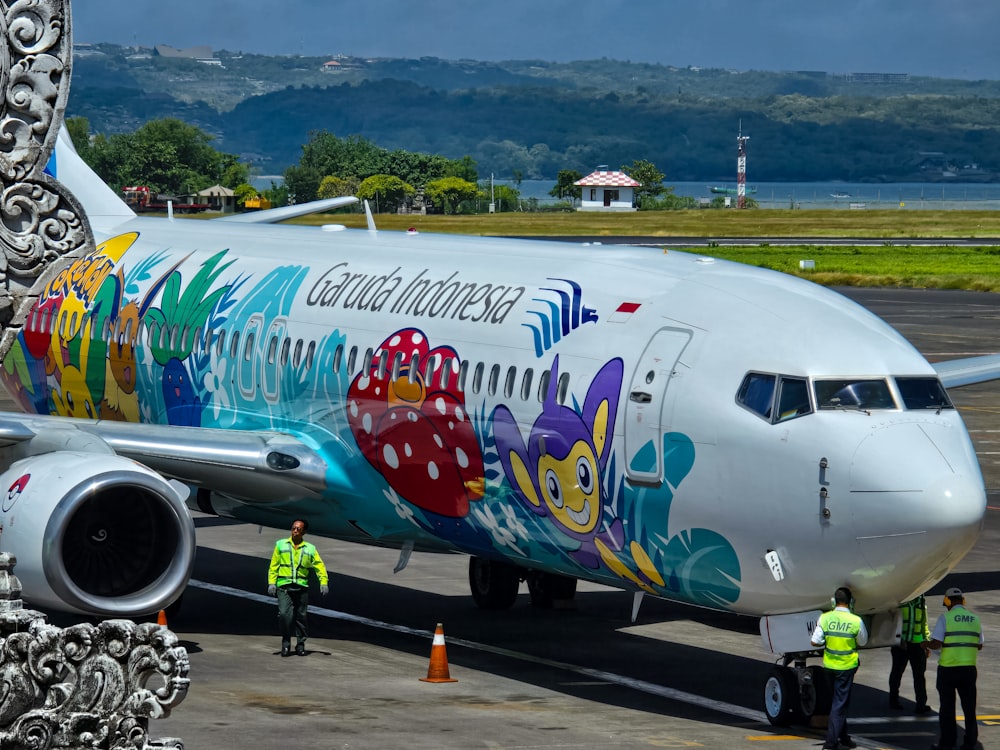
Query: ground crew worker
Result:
<box><xmin>889</xmin><ymin>594</ymin><xmax>932</xmax><ymax>713</ymax></box>
<box><xmin>811</xmin><ymin>586</ymin><xmax>869</xmax><ymax>750</ymax></box>
<box><xmin>267</xmin><ymin>519</ymin><xmax>329</xmax><ymax>656</ymax></box>
<box><xmin>928</xmin><ymin>587</ymin><xmax>983</xmax><ymax>750</ymax></box>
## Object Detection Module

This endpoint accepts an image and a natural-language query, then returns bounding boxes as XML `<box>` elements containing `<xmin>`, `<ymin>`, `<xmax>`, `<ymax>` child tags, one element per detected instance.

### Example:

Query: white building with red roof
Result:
<box><xmin>574</xmin><ymin>168</ymin><xmax>639</xmax><ymax>211</ymax></box>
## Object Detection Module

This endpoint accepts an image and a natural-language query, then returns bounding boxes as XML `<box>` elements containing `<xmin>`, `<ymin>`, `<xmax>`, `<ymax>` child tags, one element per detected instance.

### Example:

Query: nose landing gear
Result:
<box><xmin>763</xmin><ymin>659</ymin><xmax>831</xmax><ymax>726</ymax></box>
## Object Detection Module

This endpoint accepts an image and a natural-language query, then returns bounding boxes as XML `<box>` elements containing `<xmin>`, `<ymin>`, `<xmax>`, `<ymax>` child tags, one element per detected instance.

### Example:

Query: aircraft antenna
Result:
<box><xmin>737</xmin><ymin>120</ymin><xmax>749</xmax><ymax>209</ymax></box>
<box><xmin>364</xmin><ymin>199</ymin><xmax>377</xmax><ymax>232</ymax></box>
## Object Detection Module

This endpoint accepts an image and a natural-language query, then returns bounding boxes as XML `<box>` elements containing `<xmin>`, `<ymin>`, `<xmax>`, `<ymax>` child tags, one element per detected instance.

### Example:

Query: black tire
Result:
<box><xmin>802</xmin><ymin>664</ymin><xmax>832</xmax><ymax>719</ymax></box>
<box><xmin>468</xmin><ymin>557</ymin><xmax>521</xmax><ymax>610</ymax></box>
<box><xmin>526</xmin><ymin>571</ymin><xmax>578</xmax><ymax>608</ymax></box>
<box><xmin>763</xmin><ymin>666</ymin><xmax>800</xmax><ymax>726</ymax></box>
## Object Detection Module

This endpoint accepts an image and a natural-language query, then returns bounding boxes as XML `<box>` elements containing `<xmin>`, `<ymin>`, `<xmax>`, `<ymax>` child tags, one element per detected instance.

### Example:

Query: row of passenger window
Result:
<box><xmin>737</xmin><ymin>372</ymin><xmax>953</xmax><ymax>423</ymax></box>
<box><xmin>28</xmin><ymin>308</ymin><xmax>571</xmax><ymax>405</ymax></box>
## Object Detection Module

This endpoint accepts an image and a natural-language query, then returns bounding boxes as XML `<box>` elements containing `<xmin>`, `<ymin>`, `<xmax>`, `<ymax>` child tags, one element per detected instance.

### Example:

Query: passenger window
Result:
<box><xmin>331</xmin><ymin>344</ymin><xmax>342</xmax><ymax>372</ymax></box>
<box><xmin>488</xmin><ymin>364</ymin><xmax>501</xmax><ymax>396</ymax></box>
<box><xmin>895</xmin><ymin>377</ymin><xmax>953</xmax><ymax>410</ymax></box>
<box><xmin>504</xmin><ymin>366</ymin><xmax>516</xmax><ymax>398</ymax></box>
<box><xmin>281</xmin><ymin>338</ymin><xmax>291</xmax><ymax>367</ymax></box>
<box><xmin>520</xmin><ymin>368</ymin><xmax>534</xmax><ymax>401</ymax></box>
<box><xmin>538</xmin><ymin>369</ymin><xmax>551</xmax><ymax>402</ymax></box>
<box><xmin>243</xmin><ymin>331</ymin><xmax>255</xmax><ymax>361</ymax></box>
<box><xmin>267</xmin><ymin>336</ymin><xmax>278</xmax><ymax>365</ymax></box>
<box><xmin>776</xmin><ymin>377</ymin><xmax>811</xmax><ymax>421</ymax></box>
<box><xmin>472</xmin><ymin>362</ymin><xmax>485</xmax><ymax>394</ymax></box>
<box><xmin>376</xmin><ymin>349</ymin><xmax>388</xmax><ymax>380</ymax></box>
<box><xmin>292</xmin><ymin>339</ymin><xmax>302</xmax><ymax>368</ymax></box>
<box><xmin>424</xmin><ymin>354</ymin><xmax>438</xmax><ymax>386</ymax></box>
<box><xmin>305</xmin><ymin>341</ymin><xmax>316</xmax><ymax>370</ymax></box>
<box><xmin>215</xmin><ymin>330</ymin><xmax>226</xmax><ymax>357</ymax></box>
<box><xmin>556</xmin><ymin>372</ymin><xmax>570</xmax><ymax>404</ymax></box>
<box><xmin>408</xmin><ymin>353</ymin><xmax>419</xmax><ymax>384</ymax></box>
<box><xmin>347</xmin><ymin>346</ymin><xmax>358</xmax><ymax>374</ymax></box>
<box><xmin>736</xmin><ymin>372</ymin><xmax>776</xmax><ymax>420</ymax></box>
<box><xmin>391</xmin><ymin>351</ymin><xmax>403</xmax><ymax>381</ymax></box>
<box><xmin>441</xmin><ymin>357</ymin><xmax>458</xmax><ymax>389</ymax></box>
<box><xmin>229</xmin><ymin>330</ymin><xmax>240</xmax><ymax>358</ymax></box>
<box><xmin>815</xmin><ymin>379</ymin><xmax>895</xmax><ymax>410</ymax></box>
<box><xmin>457</xmin><ymin>360</ymin><xmax>468</xmax><ymax>392</ymax></box>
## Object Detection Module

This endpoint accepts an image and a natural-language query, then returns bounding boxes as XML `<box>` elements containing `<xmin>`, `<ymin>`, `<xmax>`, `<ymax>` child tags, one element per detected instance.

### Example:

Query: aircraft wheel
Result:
<box><xmin>800</xmin><ymin>665</ymin><xmax>831</xmax><ymax>720</ymax></box>
<box><xmin>763</xmin><ymin>666</ymin><xmax>800</xmax><ymax>726</ymax></box>
<box><xmin>468</xmin><ymin>557</ymin><xmax>521</xmax><ymax>610</ymax></box>
<box><xmin>526</xmin><ymin>571</ymin><xmax>578</xmax><ymax>608</ymax></box>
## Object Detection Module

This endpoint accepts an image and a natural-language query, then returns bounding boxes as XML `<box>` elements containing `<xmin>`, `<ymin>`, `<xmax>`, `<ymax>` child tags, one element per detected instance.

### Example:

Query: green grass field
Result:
<box><xmin>294</xmin><ymin>209</ymin><xmax>1000</xmax><ymax>292</ymax></box>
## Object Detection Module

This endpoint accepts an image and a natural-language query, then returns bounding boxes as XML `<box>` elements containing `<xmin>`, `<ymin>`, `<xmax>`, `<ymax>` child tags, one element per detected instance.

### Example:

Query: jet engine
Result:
<box><xmin>0</xmin><ymin>451</ymin><xmax>195</xmax><ymax>617</ymax></box>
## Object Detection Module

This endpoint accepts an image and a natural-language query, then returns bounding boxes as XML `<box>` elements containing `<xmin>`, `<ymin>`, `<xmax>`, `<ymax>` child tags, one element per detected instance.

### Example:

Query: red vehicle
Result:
<box><xmin>122</xmin><ymin>186</ymin><xmax>211</xmax><ymax>213</ymax></box>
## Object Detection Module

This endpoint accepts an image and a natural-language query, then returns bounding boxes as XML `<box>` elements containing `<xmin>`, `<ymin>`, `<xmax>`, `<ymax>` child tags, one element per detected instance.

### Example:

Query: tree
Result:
<box><xmin>444</xmin><ymin>155</ymin><xmax>478</xmax><ymax>183</ymax></box>
<box><xmin>356</xmin><ymin>174</ymin><xmax>414</xmax><ymax>213</ymax></box>
<box><xmin>77</xmin><ymin>118</ymin><xmax>244</xmax><ymax>195</ymax></box>
<box><xmin>234</xmin><ymin>183</ymin><xmax>258</xmax><ymax>207</ymax></box>
<box><xmin>318</xmin><ymin>175</ymin><xmax>360</xmax><ymax>199</ymax></box>
<box><xmin>424</xmin><ymin>177</ymin><xmax>479</xmax><ymax>214</ymax></box>
<box><xmin>549</xmin><ymin>170</ymin><xmax>583</xmax><ymax>202</ymax></box>
<box><xmin>622</xmin><ymin>159</ymin><xmax>666</xmax><ymax>207</ymax></box>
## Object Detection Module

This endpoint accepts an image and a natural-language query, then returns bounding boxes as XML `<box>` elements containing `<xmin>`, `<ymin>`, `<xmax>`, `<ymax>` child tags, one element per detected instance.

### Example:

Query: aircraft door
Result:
<box><xmin>624</xmin><ymin>327</ymin><xmax>691</xmax><ymax>485</ymax></box>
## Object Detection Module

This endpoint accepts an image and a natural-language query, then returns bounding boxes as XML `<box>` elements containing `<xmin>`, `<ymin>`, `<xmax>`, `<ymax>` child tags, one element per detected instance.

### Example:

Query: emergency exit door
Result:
<box><xmin>624</xmin><ymin>327</ymin><xmax>691</xmax><ymax>485</ymax></box>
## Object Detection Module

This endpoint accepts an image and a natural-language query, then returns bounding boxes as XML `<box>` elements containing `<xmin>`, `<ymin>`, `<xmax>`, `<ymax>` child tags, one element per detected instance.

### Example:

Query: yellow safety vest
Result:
<box><xmin>268</xmin><ymin>538</ymin><xmax>328</xmax><ymax>588</ymax></box>
<box><xmin>819</xmin><ymin>609</ymin><xmax>862</xmax><ymax>670</ymax></box>
<box><xmin>939</xmin><ymin>607</ymin><xmax>981</xmax><ymax>667</ymax></box>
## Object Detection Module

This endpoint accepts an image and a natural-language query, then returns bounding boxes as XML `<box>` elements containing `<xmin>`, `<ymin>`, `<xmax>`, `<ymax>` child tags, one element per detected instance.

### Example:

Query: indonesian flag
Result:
<box><xmin>608</xmin><ymin>301</ymin><xmax>641</xmax><ymax>323</ymax></box>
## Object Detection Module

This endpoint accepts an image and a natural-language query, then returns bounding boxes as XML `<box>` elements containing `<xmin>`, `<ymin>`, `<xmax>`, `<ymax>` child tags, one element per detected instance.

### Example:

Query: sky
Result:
<box><xmin>73</xmin><ymin>1</ymin><xmax>1000</xmax><ymax>81</ymax></box>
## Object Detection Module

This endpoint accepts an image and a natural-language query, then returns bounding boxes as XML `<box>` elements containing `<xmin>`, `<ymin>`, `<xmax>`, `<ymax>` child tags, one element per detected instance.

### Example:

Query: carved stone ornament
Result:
<box><xmin>0</xmin><ymin>555</ymin><xmax>189</xmax><ymax>749</ymax></box>
<box><xmin>0</xmin><ymin>0</ymin><xmax>94</xmax><ymax>327</ymax></box>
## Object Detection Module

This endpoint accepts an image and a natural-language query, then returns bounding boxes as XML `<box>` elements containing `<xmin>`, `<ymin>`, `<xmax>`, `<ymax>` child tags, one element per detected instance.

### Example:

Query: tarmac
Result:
<box><xmin>39</xmin><ymin>287</ymin><xmax>1000</xmax><ymax>749</ymax></box>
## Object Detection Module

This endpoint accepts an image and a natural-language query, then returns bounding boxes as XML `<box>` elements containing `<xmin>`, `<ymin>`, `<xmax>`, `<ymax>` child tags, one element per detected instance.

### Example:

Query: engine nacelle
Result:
<box><xmin>0</xmin><ymin>451</ymin><xmax>195</xmax><ymax>617</ymax></box>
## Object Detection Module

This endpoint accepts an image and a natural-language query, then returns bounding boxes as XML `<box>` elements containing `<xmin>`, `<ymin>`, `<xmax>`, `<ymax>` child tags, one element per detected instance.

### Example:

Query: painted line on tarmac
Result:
<box><xmin>189</xmin><ymin>578</ymin><xmax>765</xmax><ymax>723</ymax></box>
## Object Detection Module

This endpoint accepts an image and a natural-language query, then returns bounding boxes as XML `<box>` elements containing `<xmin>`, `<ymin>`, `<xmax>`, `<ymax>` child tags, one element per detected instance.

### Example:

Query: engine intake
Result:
<box><xmin>0</xmin><ymin>451</ymin><xmax>195</xmax><ymax>617</ymax></box>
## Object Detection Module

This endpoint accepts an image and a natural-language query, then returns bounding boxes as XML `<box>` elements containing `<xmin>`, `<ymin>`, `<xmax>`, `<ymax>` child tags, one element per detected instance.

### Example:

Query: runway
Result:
<box><xmin>43</xmin><ymin>287</ymin><xmax>1000</xmax><ymax>749</ymax></box>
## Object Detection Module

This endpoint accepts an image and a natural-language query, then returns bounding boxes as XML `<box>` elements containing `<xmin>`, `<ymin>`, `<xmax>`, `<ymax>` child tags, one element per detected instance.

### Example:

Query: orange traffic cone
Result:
<box><xmin>157</xmin><ymin>609</ymin><xmax>168</xmax><ymax>627</ymax></box>
<box><xmin>420</xmin><ymin>623</ymin><xmax>457</xmax><ymax>683</ymax></box>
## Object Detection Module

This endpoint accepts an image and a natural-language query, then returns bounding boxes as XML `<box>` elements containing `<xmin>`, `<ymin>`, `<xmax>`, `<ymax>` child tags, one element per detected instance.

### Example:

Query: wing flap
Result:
<box><xmin>933</xmin><ymin>353</ymin><xmax>1000</xmax><ymax>389</ymax></box>
<box><xmin>0</xmin><ymin>413</ymin><xmax>328</xmax><ymax>503</ymax></box>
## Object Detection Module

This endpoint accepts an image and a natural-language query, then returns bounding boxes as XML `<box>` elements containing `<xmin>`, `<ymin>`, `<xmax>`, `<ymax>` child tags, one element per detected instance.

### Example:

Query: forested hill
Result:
<box><xmin>68</xmin><ymin>44</ymin><xmax>1000</xmax><ymax>181</ymax></box>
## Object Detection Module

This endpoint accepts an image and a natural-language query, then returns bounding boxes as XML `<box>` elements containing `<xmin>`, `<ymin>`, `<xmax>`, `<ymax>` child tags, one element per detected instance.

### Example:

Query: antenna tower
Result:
<box><xmin>737</xmin><ymin>121</ymin><xmax>749</xmax><ymax>209</ymax></box>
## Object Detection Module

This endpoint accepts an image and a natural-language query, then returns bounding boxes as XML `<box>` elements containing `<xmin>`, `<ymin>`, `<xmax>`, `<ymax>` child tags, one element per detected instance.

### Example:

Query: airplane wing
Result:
<box><xmin>214</xmin><ymin>196</ymin><xmax>359</xmax><ymax>224</ymax></box>
<box><xmin>933</xmin><ymin>353</ymin><xmax>1000</xmax><ymax>388</ymax></box>
<box><xmin>0</xmin><ymin>412</ymin><xmax>328</xmax><ymax>503</ymax></box>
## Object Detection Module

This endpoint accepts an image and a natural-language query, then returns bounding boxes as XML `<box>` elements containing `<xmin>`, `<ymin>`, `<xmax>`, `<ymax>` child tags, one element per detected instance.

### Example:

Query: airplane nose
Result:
<box><xmin>845</xmin><ymin>420</ymin><xmax>985</xmax><ymax>605</ymax></box>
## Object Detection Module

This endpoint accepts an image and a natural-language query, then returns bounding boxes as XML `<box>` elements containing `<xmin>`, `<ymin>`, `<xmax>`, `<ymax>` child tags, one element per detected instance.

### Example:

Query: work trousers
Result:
<box><xmin>824</xmin><ymin>666</ymin><xmax>858</xmax><ymax>749</ymax></box>
<box><xmin>889</xmin><ymin>640</ymin><xmax>928</xmax><ymax>706</ymax></box>
<box><xmin>937</xmin><ymin>665</ymin><xmax>977</xmax><ymax>749</ymax></box>
<box><xmin>277</xmin><ymin>584</ymin><xmax>310</xmax><ymax>646</ymax></box>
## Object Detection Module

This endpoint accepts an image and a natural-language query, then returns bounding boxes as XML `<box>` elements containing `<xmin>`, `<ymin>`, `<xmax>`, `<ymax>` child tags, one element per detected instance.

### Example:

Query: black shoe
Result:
<box><xmin>890</xmin><ymin>698</ymin><xmax>904</xmax><ymax>710</ymax></box>
<box><xmin>295</xmin><ymin>643</ymin><xmax>305</xmax><ymax>656</ymax></box>
<box><xmin>916</xmin><ymin>704</ymin><xmax>933</xmax><ymax>714</ymax></box>
<box><xmin>280</xmin><ymin>645</ymin><xmax>291</xmax><ymax>657</ymax></box>
<box><xmin>840</xmin><ymin>738</ymin><xmax>857</xmax><ymax>749</ymax></box>
<box><xmin>822</xmin><ymin>744</ymin><xmax>838</xmax><ymax>750</ymax></box>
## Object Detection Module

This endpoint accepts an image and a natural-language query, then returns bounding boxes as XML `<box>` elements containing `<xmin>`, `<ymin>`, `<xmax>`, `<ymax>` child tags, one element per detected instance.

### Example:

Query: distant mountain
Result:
<box><xmin>67</xmin><ymin>44</ymin><xmax>1000</xmax><ymax>181</ymax></box>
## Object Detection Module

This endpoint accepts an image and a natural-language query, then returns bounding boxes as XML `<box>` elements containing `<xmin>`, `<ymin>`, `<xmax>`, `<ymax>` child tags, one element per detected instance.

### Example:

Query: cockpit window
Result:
<box><xmin>895</xmin><ymin>377</ymin><xmax>954</xmax><ymax>410</ymax></box>
<box><xmin>776</xmin><ymin>377</ymin><xmax>812</xmax><ymax>421</ymax></box>
<box><xmin>737</xmin><ymin>372</ymin><xmax>776</xmax><ymax>420</ymax></box>
<box><xmin>815</xmin><ymin>379</ymin><xmax>896</xmax><ymax>410</ymax></box>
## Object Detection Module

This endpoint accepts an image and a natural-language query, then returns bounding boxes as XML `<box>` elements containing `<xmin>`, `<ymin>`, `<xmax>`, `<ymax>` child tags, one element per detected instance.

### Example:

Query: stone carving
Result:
<box><xmin>0</xmin><ymin>553</ymin><xmax>189</xmax><ymax>749</ymax></box>
<box><xmin>0</xmin><ymin>0</ymin><xmax>94</xmax><ymax>329</ymax></box>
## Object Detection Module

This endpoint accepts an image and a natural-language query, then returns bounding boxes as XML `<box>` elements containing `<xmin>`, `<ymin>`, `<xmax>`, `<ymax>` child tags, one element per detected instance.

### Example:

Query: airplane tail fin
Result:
<box><xmin>47</xmin><ymin>128</ymin><xmax>136</xmax><ymax>235</ymax></box>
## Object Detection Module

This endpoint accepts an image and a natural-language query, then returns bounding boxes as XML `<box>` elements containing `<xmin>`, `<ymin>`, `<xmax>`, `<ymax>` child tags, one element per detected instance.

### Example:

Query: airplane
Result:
<box><xmin>0</xmin><ymin>0</ymin><xmax>998</xmax><ymax>727</ymax></box>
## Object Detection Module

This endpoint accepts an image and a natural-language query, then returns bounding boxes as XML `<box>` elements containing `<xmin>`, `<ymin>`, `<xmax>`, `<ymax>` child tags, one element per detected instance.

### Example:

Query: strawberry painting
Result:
<box><xmin>347</xmin><ymin>328</ymin><xmax>484</xmax><ymax>518</ymax></box>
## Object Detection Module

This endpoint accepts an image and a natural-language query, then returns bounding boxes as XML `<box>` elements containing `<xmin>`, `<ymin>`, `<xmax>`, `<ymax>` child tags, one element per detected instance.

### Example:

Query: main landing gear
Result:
<box><xmin>468</xmin><ymin>556</ymin><xmax>578</xmax><ymax>610</ymax></box>
<box><xmin>763</xmin><ymin>656</ymin><xmax>831</xmax><ymax>726</ymax></box>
